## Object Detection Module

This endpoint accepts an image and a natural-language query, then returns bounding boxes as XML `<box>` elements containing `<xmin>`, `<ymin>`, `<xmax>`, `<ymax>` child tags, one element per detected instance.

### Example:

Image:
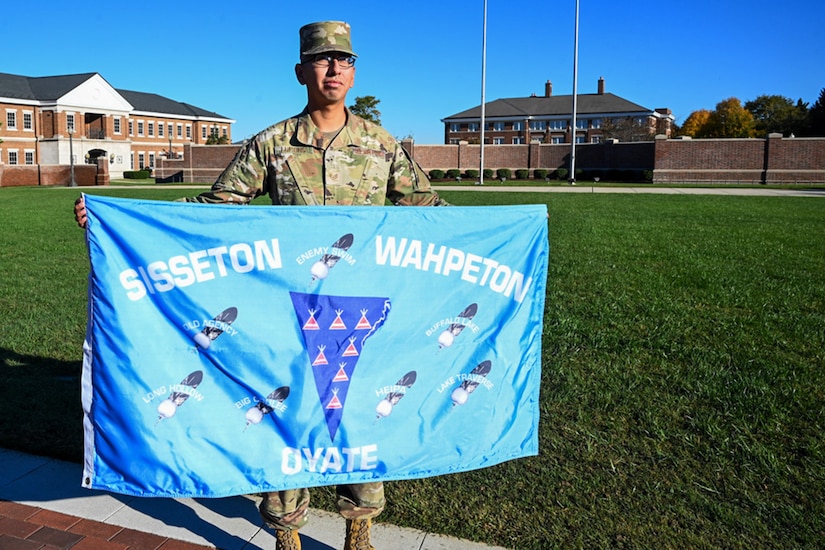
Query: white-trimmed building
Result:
<box><xmin>0</xmin><ymin>72</ymin><xmax>234</xmax><ymax>178</ymax></box>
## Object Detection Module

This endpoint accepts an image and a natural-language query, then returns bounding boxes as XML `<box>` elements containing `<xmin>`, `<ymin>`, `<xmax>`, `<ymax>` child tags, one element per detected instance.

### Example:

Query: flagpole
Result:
<box><xmin>478</xmin><ymin>0</ymin><xmax>488</xmax><ymax>186</ymax></box>
<box><xmin>569</xmin><ymin>0</ymin><xmax>580</xmax><ymax>185</ymax></box>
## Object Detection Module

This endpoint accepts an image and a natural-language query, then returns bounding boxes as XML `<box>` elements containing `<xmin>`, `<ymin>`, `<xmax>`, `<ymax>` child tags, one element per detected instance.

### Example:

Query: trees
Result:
<box><xmin>601</xmin><ymin>116</ymin><xmax>655</xmax><ymax>142</ymax></box>
<box><xmin>205</xmin><ymin>134</ymin><xmax>230</xmax><ymax>145</ymax></box>
<box><xmin>806</xmin><ymin>88</ymin><xmax>825</xmax><ymax>137</ymax></box>
<box><xmin>349</xmin><ymin>95</ymin><xmax>381</xmax><ymax>124</ymax></box>
<box><xmin>678</xmin><ymin>109</ymin><xmax>712</xmax><ymax>137</ymax></box>
<box><xmin>678</xmin><ymin>91</ymin><xmax>825</xmax><ymax>138</ymax></box>
<box><xmin>744</xmin><ymin>94</ymin><xmax>808</xmax><ymax>137</ymax></box>
<box><xmin>703</xmin><ymin>98</ymin><xmax>756</xmax><ymax>138</ymax></box>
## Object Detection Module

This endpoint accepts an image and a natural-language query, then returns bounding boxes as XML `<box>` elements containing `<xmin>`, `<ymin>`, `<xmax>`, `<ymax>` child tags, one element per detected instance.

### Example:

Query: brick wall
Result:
<box><xmin>155</xmin><ymin>143</ymin><xmax>240</xmax><ymax>183</ymax></box>
<box><xmin>67</xmin><ymin>135</ymin><xmax>825</xmax><ymax>186</ymax></box>
<box><xmin>409</xmin><ymin>140</ymin><xmax>655</xmax><ymax>173</ymax></box>
<box><xmin>652</xmin><ymin>134</ymin><xmax>825</xmax><ymax>184</ymax></box>
<box><xmin>0</xmin><ymin>164</ymin><xmax>100</xmax><ymax>187</ymax></box>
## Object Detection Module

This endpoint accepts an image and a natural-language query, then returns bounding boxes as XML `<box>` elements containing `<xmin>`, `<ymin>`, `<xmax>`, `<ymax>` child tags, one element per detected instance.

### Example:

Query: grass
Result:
<box><xmin>1</xmin><ymin>186</ymin><xmax>823</xmax><ymax>548</ymax></box>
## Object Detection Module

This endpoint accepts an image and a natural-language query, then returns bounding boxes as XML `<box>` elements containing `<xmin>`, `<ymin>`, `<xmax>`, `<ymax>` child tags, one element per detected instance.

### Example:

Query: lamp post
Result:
<box><xmin>68</xmin><ymin>127</ymin><xmax>77</xmax><ymax>187</ymax></box>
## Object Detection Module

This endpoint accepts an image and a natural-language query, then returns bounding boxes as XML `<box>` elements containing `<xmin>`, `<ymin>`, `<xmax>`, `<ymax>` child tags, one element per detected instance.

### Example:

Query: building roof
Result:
<box><xmin>0</xmin><ymin>72</ymin><xmax>232</xmax><ymax>121</ymax></box>
<box><xmin>117</xmin><ymin>89</ymin><xmax>228</xmax><ymax>120</ymax></box>
<box><xmin>443</xmin><ymin>92</ymin><xmax>653</xmax><ymax>121</ymax></box>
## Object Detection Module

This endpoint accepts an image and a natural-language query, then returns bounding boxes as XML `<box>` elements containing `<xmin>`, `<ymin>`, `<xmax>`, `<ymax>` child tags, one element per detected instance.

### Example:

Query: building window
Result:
<box><xmin>168</xmin><ymin>123</ymin><xmax>173</xmax><ymax>137</ymax></box>
<box><xmin>138</xmin><ymin>153</ymin><xmax>145</xmax><ymax>169</ymax></box>
<box><xmin>222</xmin><ymin>127</ymin><xmax>227</xmax><ymax>137</ymax></box>
<box><xmin>23</xmin><ymin>112</ymin><xmax>33</xmax><ymax>131</ymax></box>
<box><xmin>158</xmin><ymin>121</ymin><xmax>164</xmax><ymax>137</ymax></box>
<box><xmin>591</xmin><ymin>136</ymin><xmax>602</xmax><ymax>143</ymax></box>
<box><xmin>493</xmin><ymin>137</ymin><xmax>504</xmax><ymax>144</ymax></box>
<box><xmin>67</xmin><ymin>114</ymin><xmax>75</xmax><ymax>132</ymax></box>
<box><xmin>576</xmin><ymin>119</ymin><xmax>587</xmax><ymax>129</ymax></box>
<box><xmin>149</xmin><ymin>153</ymin><xmax>155</xmax><ymax>168</ymax></box>
<box><xmin>591</xmin><ymin>118</ymin><xmax>602</xmax><ymax>129</ymax></box>
<box><xmin>177</xmin><ymin>124</ymin><xmax>183</xmax><ymax>138</ymax></box>
<box><xmin>512</xmin><ymin>137</ymin><xmax>525</xmax><ymax>144</ymax></box>
<box><xmin>449</xmin><ymin>123</ymin><xmax>460</xmax><ymax>133</ymax></box>
<box><xmin>113</xmin><ymin>117</ymin><xmax>121</xmax><ymax>134</ymax></box>
<box><xmin>8</xmin><ymin>150</ymin><xmax>18</xmax><ymax>164</ymax></box>
<box><xmin>130</xmin><ymin>152</ymin><xmax>134</xmax><ymax>169</ymax></box>
<box><xmin>186</xmin><ymin>124</ymin><xmax>192</xmax><ymax>139</ymax></box>
<box><xmin>448</xmin><ymin>138</ymin><xmax>460</xmax><ymax>144</ymax></box>
<box><xmin>148</xmin><ymin>122</ymin><xmax>154</xmax><ymax>137</ymax></box>
<box><xmin>25</xmin><ymin>150</ymin><xmax>34</xmax><ymax>164</ymax></box>
<box><xmin>6</xmin><ymin>111</ymin><xmax>17</xmax><ymax>130</ymax></box>
<box><xmin>202</xmin><ymin>126</ymin><xmax>207</xmax><ymax>139</ymax></box>
<box><xmin>468</xmin><ymin>123</ymin><xmax>479</xmax><ymax>132</ymax></box>
<box><xmin>549</xmin><ymin>120</ymin><xmax>566</xmax><ymax>130</ymax></box>
<box><xmin>138</xmin><ymin>121</ymin><xmax>145</xmax><ymax>136</ymax></box>
<box><xmin>128</xmin><ymin>120</ymin><xmax>134</xmax><ymax>136</ymax></box>
<box><xmin>552</xmin><ymin>136</ymin><xmax>564</xmax><ymax>144</ymax></box>
<box><xmin>575</xmin><ymin>136</ymin><xmax>586</xmax><ymax>143</ymax></box>
<box><xmin>513</xmin><ymin>121</ymin><xmax>523</xmax><ymax>131</ymax></box>
<box><xmin>493</xmin><ymin>122</ymin><xmax>505</xmax><ymax>131</ymax></box>
<box><xmin>529</xmin><ymin>120</ymin><xmax>546</xmax><ymax>131</ymax></box>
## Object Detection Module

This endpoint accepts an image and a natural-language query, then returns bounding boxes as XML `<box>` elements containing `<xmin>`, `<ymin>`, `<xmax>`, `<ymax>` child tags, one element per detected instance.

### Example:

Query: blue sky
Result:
<box><xmin>3</xmin><ymin>0</ymin><xmax>823</xmax><ymax>143</ymax></box>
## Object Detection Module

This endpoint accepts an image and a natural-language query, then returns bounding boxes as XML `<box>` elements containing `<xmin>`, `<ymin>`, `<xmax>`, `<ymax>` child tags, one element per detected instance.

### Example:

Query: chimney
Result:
<box><xmin>598</xmin><ymin>76</ymin><xmax>605</xmax><ymax>95</ymax></box>
<box><xmin>545</xmin><ymin>80</ymin><xmax>553</xmax><ymax>97</ymax></box>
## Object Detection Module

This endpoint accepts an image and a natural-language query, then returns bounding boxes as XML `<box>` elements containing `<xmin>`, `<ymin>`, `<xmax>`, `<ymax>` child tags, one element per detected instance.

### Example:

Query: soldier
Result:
<box><xmin>75</xmin><ymin>20</ymin><xmax>447</xmax><ymax>550</ymax></box>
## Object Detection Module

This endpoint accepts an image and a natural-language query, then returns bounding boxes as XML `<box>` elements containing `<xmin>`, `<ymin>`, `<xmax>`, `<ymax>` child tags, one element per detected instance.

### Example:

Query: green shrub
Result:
<box><xmin>124</xmin><ymin>170</ymin><xmax>151</xmax><ymax>179</ymax></box>
<box><xmin>465</xmin><ymin>169</ymin><xmax>479</xmax><ymax>178</ymax></box>
<box><xmin>483</xmin><ymin>168</ymin><xmax>494</xmax><ymax>179</ymax></box>
<box><xmin>515</xmin><ymin>169</ymin><xmax>530</xmax><ymax>179</ymax></box>
<box><xmin>643</xmin><ymin>170</ymin><xmax>654</xmax><ymax>182</ymax></box>
<box><xmin>496</xmin><ymin>168</ymin><xmax>512</xmax><ymax>181</ymax></box>
<box><xmin>556</xmin><ymin>168</ymin><xmax>568</xmax><ymax>180</ymax></box>
<box><xmin>428</xmin><ymin>169</ymin><xmax>445</xmax><ymax>180</ymax></box>
<box><xmin>446</xmin><ymin>169</ymin><xmax>461</xmax><ymax>179</ymax></box>
<box><xmin>533</xmin><ymin>169</ymin><xmax>549</xmax><ymax>180</ymax></box>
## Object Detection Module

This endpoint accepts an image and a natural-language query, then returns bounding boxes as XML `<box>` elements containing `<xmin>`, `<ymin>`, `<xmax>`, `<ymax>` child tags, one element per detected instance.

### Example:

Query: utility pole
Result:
<box><xmin>569</xmin><ymin>0</ymin><xmax>580</xmax><ymax>185</ymax></box>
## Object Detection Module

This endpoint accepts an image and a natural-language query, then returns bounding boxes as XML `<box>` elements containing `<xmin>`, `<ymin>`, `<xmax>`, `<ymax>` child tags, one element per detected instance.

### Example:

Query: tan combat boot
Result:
<box><xmin>344</xmin><ymin>518</ymin><xmax>375</xmax><ymax>550</ymax></box>
<box><xmin>274</xmin><ymin>529</ymin><xmax>301</xmax><ymax>550</ymax></box>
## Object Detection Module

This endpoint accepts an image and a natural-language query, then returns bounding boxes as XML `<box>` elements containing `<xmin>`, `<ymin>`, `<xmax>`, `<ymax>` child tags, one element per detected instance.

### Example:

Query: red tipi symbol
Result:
<box><xmin>333</xmin><ymin>363</ymin><xmax>349</xmax><ymax>382</ymax></box>
<box><xmin>326</xmin><ymin>388</ymin><xmax>342</xmax><ymax>409</ymax></box>
<box><xmin>303</xmin><ymin>309</ymin><xmax>320</xmax><ymax>330</ymax></box>
<box><xmin>312</xmin><ymin>345</ymin><xmax>328</xmax><ymax>366</ymax></box>
<box><xmin>329</xmin><ymin>309</ymin><xmax>347</xmax><ymax>330</ymax></box>
<box><xmin>342</xmin><ymin>337</ymin><xmax>359</xmax><ymax>357</ymax></box>
<box><xmin>355</xmin><ymin>309</ymin><xmax>372</xmax><ymax>330</ymax></box>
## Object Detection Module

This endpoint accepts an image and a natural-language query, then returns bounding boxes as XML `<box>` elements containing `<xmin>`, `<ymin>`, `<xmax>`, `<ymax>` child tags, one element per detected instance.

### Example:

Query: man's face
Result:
<box><xmin>296</xmin><ymin>52</ymin><xmax>356</xmax><ymax>109</ymax></box>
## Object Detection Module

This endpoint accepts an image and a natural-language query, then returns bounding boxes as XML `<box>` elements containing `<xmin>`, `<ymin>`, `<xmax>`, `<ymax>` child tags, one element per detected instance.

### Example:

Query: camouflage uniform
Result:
<box><xmin>186</xmin><ymin>109</ymin><xmax>446</xmax><ymax>531</ymax></box>
<box><xmin>185</xmin><ymin>108</ymin><xmax>447</xmax><ymax>208</ymax></box>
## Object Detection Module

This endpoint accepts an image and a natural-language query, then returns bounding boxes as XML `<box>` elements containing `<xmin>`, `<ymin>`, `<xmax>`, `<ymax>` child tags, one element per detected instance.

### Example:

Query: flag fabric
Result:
<box><xmin>80</xmin><ymin>194</ymin><xmax>549</xmax><ymax>498</ymax></box>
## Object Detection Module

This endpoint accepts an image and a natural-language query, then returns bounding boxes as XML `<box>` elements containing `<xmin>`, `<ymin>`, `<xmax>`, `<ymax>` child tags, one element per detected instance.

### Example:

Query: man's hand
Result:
<box><xmin>74</xmin><ymin>196</ymin><xmax>87</xmax><ymax>229</ymax></box>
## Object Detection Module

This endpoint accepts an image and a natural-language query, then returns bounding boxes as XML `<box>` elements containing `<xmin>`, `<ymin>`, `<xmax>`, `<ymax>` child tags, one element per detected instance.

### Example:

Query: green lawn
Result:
<box><xmin>1</xmin><ymin>186</ymin><xmax>823</xmax><ymax>549</ymax></box>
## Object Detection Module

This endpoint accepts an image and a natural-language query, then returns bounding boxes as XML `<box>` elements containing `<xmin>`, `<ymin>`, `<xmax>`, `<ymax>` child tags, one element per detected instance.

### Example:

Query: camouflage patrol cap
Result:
<box><xmin>299</xmin><ymin>21</ymin><xmax>357</xmax><ymax>59</ymax></box>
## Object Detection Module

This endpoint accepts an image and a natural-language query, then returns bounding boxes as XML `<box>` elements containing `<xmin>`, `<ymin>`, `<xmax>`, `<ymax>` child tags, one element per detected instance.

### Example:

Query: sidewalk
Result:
<box><xmin>0</xmin><ymin>449</ymin><xmax>508</xmax><ymax>550</ymax></box>
<box><xmin>432</xmin><ymin>184</ymin><xmax>825</xmax><ymax>197</ymax></box>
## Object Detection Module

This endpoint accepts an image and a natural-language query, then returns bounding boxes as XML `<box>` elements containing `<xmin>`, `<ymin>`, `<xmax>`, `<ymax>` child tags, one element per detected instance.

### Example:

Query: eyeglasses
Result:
<box><xmin>305</xmin><ymin>54</ymin><xmax>356</xmax><ymax>69</ymax></box>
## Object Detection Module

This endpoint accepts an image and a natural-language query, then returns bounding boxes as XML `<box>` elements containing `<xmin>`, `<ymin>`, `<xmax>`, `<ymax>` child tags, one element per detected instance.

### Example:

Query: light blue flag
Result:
<box><xmin>80</xmin><ymin>194</ymin><xmax>549</xmax><ymax>498</ymax></box>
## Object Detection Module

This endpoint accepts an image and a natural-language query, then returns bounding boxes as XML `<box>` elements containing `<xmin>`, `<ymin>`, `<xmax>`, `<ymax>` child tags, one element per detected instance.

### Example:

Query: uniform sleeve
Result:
<box><xmin>386</xmin><ymin>142</ymin><xmax>450</xmax><ymax>207</ymax></box>
<box><xmin>182</xmin><ymin>137</ymin><xmax>268</xmax><ymax>204</ymax></box>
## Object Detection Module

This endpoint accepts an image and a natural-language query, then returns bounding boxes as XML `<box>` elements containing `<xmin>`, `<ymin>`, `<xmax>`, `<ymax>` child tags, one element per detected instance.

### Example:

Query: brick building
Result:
<box><xmin>0</xmin><ymin>72</ymin><xmax>234</xmax><ymax>179</ymax></box>
<box><xmin>442</xmin><ymin>78</ymin><xmax>674</xmax><ymax>145</ymax></box>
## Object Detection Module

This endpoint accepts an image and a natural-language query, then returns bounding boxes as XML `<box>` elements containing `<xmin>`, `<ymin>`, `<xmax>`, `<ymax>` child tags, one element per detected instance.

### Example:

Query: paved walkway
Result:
<box><xmin>432</xmin><ymin>184</ymin><xmax>825</xmax><ymax>197</ymax></box>
<box><xmin>0</xmin><ymin>449</ymin><xmax>507</xmax><ymax>550</ymax></box>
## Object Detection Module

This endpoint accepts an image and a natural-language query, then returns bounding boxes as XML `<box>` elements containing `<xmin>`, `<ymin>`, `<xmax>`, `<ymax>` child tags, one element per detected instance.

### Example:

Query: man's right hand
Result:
<box><xmin>74</xmin><ymin>196</ymin><xmax>87</xmax><ymax>229</ymax></box>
